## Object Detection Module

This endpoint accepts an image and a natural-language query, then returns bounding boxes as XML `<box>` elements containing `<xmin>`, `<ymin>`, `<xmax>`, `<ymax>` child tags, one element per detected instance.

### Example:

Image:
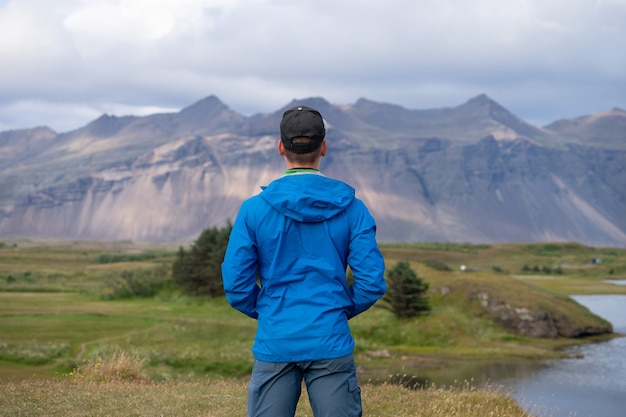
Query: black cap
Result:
<box><xmin>280</xmin><ymin>106</ymin><xmax>326</xmax><ymax>151</ymax></box>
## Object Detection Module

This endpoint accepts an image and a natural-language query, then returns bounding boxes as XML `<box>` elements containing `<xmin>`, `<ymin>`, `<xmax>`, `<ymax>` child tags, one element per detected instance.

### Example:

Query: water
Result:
<box><xmin>378</xmin><ymin>286</ymin><xmax>626</xmax><ymax>416</ymax></box>
<box><xmin>499</xmin><ymin>294</ymin><xmax>626</xmax><ymax>417</ymax></box>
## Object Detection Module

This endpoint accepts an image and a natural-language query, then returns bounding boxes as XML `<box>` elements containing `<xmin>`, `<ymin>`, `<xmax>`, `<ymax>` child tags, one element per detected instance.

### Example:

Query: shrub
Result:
<box><xmin>101</xmin><ymin>265</ymin><xmax>171</xmax><ymax>299</ymax></box>
<box><xmin>422</xmin><ymin>259</ymin><xmax>452</xmax><ymax>271</ymax></box>
<box><xmin>172</xmin><ymin>222</ymin><xmax>232</xmax><ymax>297</ymax></box>
<box><xmin>0</xmin><ymin>342</ymin><xmax>70</xmax><ymax>365</ymax></box>
<box><xmin>381</xmin><ymin>261</ymin><xmax>431</xmax><ymax>318</ymax></box>
<box><xmin>70</xmin><ymin>351</ymin><xmax>148</xmax><ymax>383</ymax></box>
<box><xmin>96</xmin><ymin>250</ymin><xmax>171</xmax><ymax>264</ymax></box>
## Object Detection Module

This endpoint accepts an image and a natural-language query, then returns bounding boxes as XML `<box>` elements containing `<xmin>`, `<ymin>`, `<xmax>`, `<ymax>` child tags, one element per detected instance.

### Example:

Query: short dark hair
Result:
<box><xmin>284</xmin><ymin>137</ymin><xmax>322</xmax><ymax>164</ymax></box>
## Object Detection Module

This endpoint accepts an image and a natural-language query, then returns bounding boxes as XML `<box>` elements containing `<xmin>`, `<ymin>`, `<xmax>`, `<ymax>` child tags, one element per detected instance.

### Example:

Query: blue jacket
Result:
<box><xmin>222</xmin><ymin>172</ymin><xmax>386</xmax><ymax>362</ymax></box>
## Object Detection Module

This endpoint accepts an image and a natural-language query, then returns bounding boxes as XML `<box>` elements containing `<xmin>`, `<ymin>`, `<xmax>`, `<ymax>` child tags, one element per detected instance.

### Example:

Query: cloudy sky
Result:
<box><xmin>1</xmin><ymin>0</ymin><xmax>624</xmax><ymax>133</ymax></box>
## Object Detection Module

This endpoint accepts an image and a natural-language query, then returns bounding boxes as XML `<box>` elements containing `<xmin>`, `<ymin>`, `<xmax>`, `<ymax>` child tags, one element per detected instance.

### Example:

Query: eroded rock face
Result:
<box><xmin>0</xmin><ymin>96</ymin><xmax>624</xmax><ymax>245</ymax></box>
<box><xmin>470</xmin><ymin>291</ymin><xmax>612</xmax><ymax>338</ymax></box>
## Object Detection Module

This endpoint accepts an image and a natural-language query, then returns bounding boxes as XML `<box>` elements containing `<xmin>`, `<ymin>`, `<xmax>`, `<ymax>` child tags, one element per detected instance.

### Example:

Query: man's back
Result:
<box><xmin>223</xmin><ymin>173</ymin><xmax>385</xmax><ymax>362</ymax></box>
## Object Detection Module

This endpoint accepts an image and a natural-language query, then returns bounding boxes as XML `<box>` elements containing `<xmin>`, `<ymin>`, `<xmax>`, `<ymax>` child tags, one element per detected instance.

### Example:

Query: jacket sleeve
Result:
<box><xmin>346</xmin><ymin>201</ymin><xmax>386</xmax><ymax>319</ymax></box>
<box><xmin>221</xmin><ymin>201</ymin><xmax>260</xmax><ymax>319</ymax></box>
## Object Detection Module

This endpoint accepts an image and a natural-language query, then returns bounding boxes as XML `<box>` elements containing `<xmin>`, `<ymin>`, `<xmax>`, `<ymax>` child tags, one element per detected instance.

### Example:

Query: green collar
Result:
<box><xmin>284</xmin><ymin>168</ymin><xmax>320</xmax><ymax>175</ymax></box>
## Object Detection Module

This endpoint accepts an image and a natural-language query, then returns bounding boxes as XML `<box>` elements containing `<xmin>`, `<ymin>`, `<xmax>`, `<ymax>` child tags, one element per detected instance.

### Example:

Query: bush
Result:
<box><xmin>96</xmin><ymin>250</ymin><xmax>171</xmax><ymax>264</ymax></box>
<box><xmin>0</xmin><ymin>342</ymin><xmax>70</xmax><ymax>365</ymax></box>
<box><xmin>422</xmin><ymin>259</ymin><xmax>452</xmax><ymax>271</ymax></box>
<box><xmin>381</xmin><ymin>261</ymin><xmax>431</xmax><ymax>318</ymax></box>
<box><xmin>70</xmin><ymin>351</ymin><xmax>148</xmax><ymax>383</ymax></box>
<box><xmin>101</xmin><ymin>265</ymin><xmax>171</xmax><ymax>299</ymax></box>
<box><xmin>172</xmin><ymin>222</ymin><xmax>232</xmax><ymax>297</ymax></box>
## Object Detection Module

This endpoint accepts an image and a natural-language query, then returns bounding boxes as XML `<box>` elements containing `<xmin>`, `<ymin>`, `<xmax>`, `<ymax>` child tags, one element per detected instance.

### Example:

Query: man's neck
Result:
<box><xmin>285</xmin><ymin>162</ymin><xmax>319</xmax><ymax>170</ymax></box>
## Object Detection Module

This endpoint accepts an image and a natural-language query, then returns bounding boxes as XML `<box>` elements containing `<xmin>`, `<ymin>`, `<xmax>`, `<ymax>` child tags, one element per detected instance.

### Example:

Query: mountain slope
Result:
<box><xmin>544</xmin><ymin>108</ymin><xmax>626</xmax><ymax>149</ymax></box>
<box><xmin>0</xmin><ymin>95</ymin><xmax>624</xmax><ymax>246</ymax></box>
<box><xmin>347</xmin><ymin>94</ymin><xmax>557</xmax><ymax>145</ymax></box>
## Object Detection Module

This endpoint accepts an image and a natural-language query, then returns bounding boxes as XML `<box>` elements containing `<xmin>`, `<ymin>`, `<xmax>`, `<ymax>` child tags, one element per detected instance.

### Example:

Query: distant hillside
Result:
<box><xmin>544</xmin><ymin>108</ymin><xmax>626</xmax><ymax>148</ymax></box>
<box><xmin>0</xmin><ymin>95</ymin><xmax>624</xmax><ymax>247</ymax></box>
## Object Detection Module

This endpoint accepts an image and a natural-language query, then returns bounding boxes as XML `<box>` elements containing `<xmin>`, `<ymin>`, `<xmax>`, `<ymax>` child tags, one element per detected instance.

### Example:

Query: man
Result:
<box><xmin>221</xmin><ymin>105</ymin><xmax>386</xmax><ymax>417</ymax></box>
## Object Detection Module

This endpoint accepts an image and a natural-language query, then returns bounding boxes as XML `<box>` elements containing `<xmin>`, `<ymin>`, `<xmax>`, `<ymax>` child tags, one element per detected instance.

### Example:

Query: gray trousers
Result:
<box><xmin>247</xmin><ymin>353</ymin><xmax>362</xmax><ymax>417</ymax></box>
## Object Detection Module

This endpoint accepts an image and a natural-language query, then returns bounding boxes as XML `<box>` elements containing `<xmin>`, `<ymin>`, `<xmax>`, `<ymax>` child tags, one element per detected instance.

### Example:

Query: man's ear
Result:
<box><xmin>320</xmin><ymin>140</ymin><xmax>327</xmax><ymax>157</ymax></box>
<box><xmin>278</xmin><ymin>139</ymin><xmax>286</xmax><ymax>156</ymax></box>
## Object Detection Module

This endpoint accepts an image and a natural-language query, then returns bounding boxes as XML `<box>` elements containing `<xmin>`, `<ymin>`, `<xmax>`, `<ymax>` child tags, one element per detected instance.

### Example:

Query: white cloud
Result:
<box><xmin>0</xmin><ymin>2</ymin><xmax>79</xmax><ymax>85</ymax></box>
<box><xmin>0</xmin><ymin>0</ymin><xmax>624</xmax><ymax>132</ymax></box>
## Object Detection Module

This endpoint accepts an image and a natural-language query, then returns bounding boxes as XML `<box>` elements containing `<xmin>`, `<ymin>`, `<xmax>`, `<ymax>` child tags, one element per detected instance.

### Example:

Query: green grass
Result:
<box><xmin>1</xmin><ymin>240</ymin><xmax>624</xmax><ymax>382</ymax></box>
<box><xmin>381</xmin><ymin>241</ymin><xmax>626</xmax><ymax>295</ymax></box>
<box><xmin>383</xmin><ymin>242</ymin><xmax>492</xmax><ymax>253</ymax></box>
<box><xmin>0</xmin><ymin>240</ymin><xmax>624</xmax><ymax>415</ymax></box>
<box><xmin>0</xmin><ymin>292</ymin><xmax>256</xmax><ymax>380</ymax></box>
<box><xmin>95</xmin><ymin>250</ymin><xmax>174</xmax><ymax>264</ymax></box>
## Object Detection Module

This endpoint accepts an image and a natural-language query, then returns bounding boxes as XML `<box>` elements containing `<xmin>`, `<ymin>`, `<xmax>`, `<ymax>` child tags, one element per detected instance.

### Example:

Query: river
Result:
<box><xmin>498</xmin><ymin>293</ymin><xmax>626</xmax><ymax>417</ymax></box>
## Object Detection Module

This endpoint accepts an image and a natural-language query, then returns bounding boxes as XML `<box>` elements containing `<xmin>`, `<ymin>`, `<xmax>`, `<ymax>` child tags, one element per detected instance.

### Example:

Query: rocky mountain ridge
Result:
<box><xmin>0</xmin><ymin>95</ymin><xmax>624</xmax><ymax>246</ymax></box>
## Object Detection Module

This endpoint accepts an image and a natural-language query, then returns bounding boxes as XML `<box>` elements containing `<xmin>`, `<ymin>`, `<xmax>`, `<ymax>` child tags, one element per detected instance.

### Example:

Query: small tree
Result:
<box><xmin>381</xmin><ymin>261</ymin><xmax>430</xmax><ymax>318</ymax></box>
<box><xmin>172</xmin><ymin>222</ymin><xmax>232</xmax><ymax>297</ymax></box>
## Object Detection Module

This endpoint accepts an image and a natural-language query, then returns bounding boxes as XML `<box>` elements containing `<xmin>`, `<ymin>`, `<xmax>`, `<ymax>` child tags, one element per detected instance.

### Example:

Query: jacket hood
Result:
<box><xmin>259</xmin><ymin>174</ymin><xmax>355</xmax><ymax>222</ymax></box>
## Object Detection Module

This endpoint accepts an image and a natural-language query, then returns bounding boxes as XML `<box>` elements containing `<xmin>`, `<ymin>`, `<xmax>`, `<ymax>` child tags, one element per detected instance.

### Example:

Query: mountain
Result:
<box><xmin>0</xmin><ymin>126</ymin><xmax>57</xmax><ymax>170</ymax></box>
<box><xmin>0</xmin><ymin>95</ymin><xmax>624</xmax><ymax>247</ymax></box>
<box><xmin>348</xmin><ymin>94</ymin><xmax>554</xmax><ymax>144</ymax></box>
<box><xmin>544</xmin><ymin>108</ymin><xmax>626</xmax><ymax>148</ymax></box>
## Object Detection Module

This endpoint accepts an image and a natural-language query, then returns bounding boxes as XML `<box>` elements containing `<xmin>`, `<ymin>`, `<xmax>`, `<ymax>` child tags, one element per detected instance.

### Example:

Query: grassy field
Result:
<box><xmin>0</xmin><ymin>376</ymin><xmax>531</xmax><ymax>417</ymax></box>
<box><xmin>0</xmin><ymin>239</ymin><xmax>624</xmax><ymax>416</ymax></box>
